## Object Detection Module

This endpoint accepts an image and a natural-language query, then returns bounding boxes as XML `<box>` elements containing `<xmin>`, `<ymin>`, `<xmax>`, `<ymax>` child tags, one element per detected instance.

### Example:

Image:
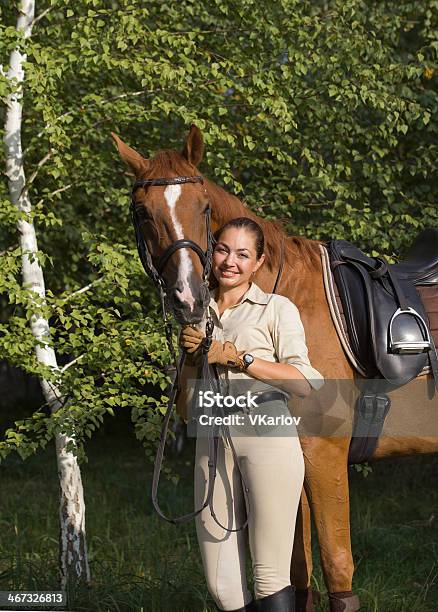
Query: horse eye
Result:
<box><xmin>136</xmin><ymin>205</ymin><xmax>152</xmax><ymax>220</ymax></box>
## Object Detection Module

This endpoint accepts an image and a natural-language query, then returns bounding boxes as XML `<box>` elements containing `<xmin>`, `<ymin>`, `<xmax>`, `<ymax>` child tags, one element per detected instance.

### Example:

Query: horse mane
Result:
<box><xmin>204</xmin><ymin>177</ymin><xmax>324</xmax><ymax>275</ymax></box>
<box><xmin>145</xmin><ymin>149</ymin><xmax>324</xmax><ymax>273</ymax></box>
<box><xmin>144</xmin><ymin>149</ymin><xmax>198</xmax><ymax>179</ymax></box>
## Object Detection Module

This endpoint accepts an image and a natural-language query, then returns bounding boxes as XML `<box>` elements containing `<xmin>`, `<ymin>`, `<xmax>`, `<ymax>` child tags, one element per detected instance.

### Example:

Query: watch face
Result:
<box><xmin>244</xmin><ymin>353</ymin><xmax>254</xmax><ymax>367</ymax></box>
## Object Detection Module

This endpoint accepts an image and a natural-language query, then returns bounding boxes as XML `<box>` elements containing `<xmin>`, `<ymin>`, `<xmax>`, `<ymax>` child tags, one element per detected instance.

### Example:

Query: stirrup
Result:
<box><xmin>388</xmin><ymin>306</ymin><xmax>432</xmax><ymax>354</ymax></box>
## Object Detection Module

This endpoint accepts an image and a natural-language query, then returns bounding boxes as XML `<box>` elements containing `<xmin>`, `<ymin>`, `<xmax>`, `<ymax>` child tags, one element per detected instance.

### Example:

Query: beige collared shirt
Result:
<box><xmin>205</xmin><ymin>282</ymin><xmax>324</xmax><ymax>391</ymax></box>
<box><xmin>176</xmin><ymin>282</ymin><xmax>324</xmax><ymax>422</ymax></box>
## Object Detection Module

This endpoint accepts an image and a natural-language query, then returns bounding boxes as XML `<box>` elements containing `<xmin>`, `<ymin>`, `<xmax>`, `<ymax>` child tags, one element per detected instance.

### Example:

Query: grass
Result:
<box><xmin>0</xmin><ymin>416</ymin><xmax>437</xmax><ymax>611</ymax></box>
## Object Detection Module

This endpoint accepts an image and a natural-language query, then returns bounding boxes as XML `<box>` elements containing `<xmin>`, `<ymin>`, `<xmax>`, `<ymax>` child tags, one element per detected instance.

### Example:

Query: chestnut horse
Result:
<box><xmin>113</xmin><ymin>126</ymin><xmax>438</xmax><ymax>612</ymax></box>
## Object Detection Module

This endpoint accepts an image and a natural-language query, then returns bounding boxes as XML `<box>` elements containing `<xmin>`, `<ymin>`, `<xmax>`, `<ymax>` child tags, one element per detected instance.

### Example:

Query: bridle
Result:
<box><xmin>130</xmin><ymin>173</ymin><xmax>285</xmax><ymax>532</ymax></box>
<box><xmin>130</xmin><ymin>174</ymin><xmax>215</xmax><ymax>372</ymax></box>
<box><xmin>130</xmin><ymin>175</ymin><xmax>214</xmax><ymax>315</ymax></box>
<box><xmin>130</xmin><ymin>174</ymin><xmax>251</xmax><ymax>532</ymax></box>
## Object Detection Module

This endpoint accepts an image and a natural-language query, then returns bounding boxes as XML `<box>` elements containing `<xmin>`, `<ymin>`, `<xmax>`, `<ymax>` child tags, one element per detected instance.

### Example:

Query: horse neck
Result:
<box><xmin>204</xmin><ymin>178</ymin><xmax>316</xmax><ymax>304</ymax></box>
<box><xmin>204</xmin><ymin>178</ymin><xmax>248</xmax><ymax>227</ymax></box>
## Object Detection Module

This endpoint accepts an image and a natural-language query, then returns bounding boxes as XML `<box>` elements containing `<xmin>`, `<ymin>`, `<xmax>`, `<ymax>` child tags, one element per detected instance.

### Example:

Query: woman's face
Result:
<box><xmin>212</xmin><ymin>227</ymin><xmax>265</xmax><ymax>289</ymax></box>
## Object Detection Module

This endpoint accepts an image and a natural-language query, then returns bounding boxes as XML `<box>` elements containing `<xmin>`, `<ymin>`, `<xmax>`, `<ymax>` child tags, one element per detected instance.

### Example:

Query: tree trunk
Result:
<box><xmin>3</xmin><ymin>0</ymin><xmax>90</xmax><ymax>588</ymax></box>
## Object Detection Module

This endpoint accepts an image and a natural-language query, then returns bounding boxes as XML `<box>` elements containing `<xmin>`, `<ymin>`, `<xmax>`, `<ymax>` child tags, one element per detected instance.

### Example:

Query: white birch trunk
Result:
<box><xmin>3</xmin><ymin>1</ymin><xmax>90</xmax><ymax>588</ymax></box>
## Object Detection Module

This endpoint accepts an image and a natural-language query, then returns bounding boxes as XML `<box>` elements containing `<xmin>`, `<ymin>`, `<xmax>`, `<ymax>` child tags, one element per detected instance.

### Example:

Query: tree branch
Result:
<box><xmin>30</xmin><ymin>89</ymin><xmax>152</xmax><ymax>145</ymax></box>
<box><xmin>31</xmin><ymin>6</ymin><xmax>54</xmax><ymax>26</ymax></box>
<box><xmin>61</xmin><ymin>277</ymin><xmax>104</xmax><ymax>303</ymax></box>
<box><xmin>0</xmin><ymin>243</ymin><xmax>19</xmax><ymax>257</ymax></box>
<box><xmin>61</xmin><ymin>353</ymin><xmax>85</xmax><ymax>372</ymax></box>
<box><xmin>34</xmin><ymin>183</ymin><xmax>72</xmax><ymax>208</ymax></box>
<box><xmin>24</xmin><ymin>149</ymin><xmax>53</xmax><ymax>189</ymax></box>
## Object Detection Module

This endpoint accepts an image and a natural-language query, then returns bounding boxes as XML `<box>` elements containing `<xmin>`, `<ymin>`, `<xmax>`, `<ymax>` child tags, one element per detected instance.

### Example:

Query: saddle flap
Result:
<box><xmin>339</xmin><ymin>245</ymin><xmax>380</xmax><ymax>271</ymax></box>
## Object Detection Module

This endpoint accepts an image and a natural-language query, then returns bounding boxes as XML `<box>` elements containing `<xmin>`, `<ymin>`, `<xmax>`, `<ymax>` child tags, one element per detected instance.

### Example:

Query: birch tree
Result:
<box><xmin>2</xmin><ymin>0</ymin><xmax>89</xmax><ymax>587</ymax></box>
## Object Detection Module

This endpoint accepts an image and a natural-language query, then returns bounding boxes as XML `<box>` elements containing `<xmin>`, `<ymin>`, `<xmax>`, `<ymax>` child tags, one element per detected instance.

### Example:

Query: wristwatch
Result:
<box><xmin>242</xmin><ymin>353</ymin><xmax>255</xmax><ymax>370</ymax></box>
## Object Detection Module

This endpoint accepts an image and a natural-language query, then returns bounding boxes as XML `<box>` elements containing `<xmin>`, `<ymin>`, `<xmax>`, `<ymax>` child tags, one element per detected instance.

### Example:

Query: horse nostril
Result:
<box><xmin>173</xmin><ymin>287</ymin><xmax>184</xmax><ymax>304</ymax></box>
<box><xmin>171</xmin><ymin>280</ymin><xmax>184</xmax><ymax>300</ymax></box>
<box><xmin>172</xmin><ymin>286</ymin><xmax>196</xmax><ymax>313</ymax></box>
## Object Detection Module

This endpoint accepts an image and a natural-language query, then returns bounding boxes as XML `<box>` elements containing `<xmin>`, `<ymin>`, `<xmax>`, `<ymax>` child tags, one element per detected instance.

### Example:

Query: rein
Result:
<box><xmin>130</xmin><ymin>174</ymin><xmax>284</xmax><ymax>532</ymax></box>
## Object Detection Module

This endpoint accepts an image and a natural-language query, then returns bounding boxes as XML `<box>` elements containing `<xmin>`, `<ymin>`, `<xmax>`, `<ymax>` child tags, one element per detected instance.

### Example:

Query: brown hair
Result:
<box><xmin>216</xmin><ymin>217</ymin><xmax>264</xmax><ymax>259</ymax></box>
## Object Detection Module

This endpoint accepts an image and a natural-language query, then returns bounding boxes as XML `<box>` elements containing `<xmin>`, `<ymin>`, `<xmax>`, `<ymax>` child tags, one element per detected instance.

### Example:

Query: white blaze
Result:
<box><xmin>164</xmin><ymin>184</ymin><xmax>195</xmax><ymax>310</ymax></box>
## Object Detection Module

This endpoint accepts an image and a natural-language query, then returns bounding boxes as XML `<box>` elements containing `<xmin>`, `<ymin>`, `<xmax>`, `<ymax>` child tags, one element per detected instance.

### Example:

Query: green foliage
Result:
<box><xmin>351</xmin><ymin>461</ymin><xmax>373</xmax><ymax>477</ymax></box>
<box><xmin>0</xmin><ymin>0</ymin><xmax>437</xmax><ymax>459</ymax></box>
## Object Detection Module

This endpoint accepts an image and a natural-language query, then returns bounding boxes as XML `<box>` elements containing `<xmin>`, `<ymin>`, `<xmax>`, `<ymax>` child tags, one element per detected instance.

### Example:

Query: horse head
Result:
<box><xmin>112</xmin><ymin>125</ymin><xmax>213</xmax><ymax>325</ymax></box>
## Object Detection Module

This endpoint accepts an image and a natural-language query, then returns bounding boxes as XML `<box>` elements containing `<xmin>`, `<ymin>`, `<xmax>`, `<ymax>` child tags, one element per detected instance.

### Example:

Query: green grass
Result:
<box><xmin>0</xmin><ymin>419</ymin><xmax>437</xmax><ymax>611</ymax></box>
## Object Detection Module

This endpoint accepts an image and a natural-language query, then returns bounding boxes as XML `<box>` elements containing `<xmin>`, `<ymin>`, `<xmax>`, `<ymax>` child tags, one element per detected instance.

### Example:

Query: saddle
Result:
<box><xmin>327</xmin><ymin>228</ymin><xmax>438</xmax><ymax>390</ymax></box>
<box><xmin>327</xmin><ymin>229</ymin><xmax>438</xmax><ymax>464</ymax></box>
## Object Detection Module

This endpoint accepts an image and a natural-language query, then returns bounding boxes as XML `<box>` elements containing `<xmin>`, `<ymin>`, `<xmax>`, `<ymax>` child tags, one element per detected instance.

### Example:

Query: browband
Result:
<box><xmin>133</xmin><ymin>175</ymin><xmax>204</xmax><ymax>191</ymax></box>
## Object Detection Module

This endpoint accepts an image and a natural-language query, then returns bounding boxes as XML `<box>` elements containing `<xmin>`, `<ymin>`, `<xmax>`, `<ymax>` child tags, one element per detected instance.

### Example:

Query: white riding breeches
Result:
<box><xmin>194</xmin><ymin>428</ymin><xmax>305</xmax><ymax>611</ymax></box>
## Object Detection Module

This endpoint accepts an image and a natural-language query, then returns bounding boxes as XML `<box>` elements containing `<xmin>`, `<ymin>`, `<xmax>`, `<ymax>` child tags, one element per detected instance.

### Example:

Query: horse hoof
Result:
<box><xmin>328</xmin><ymin>591</ymin><xmax>360</xmax><ymax>612</ymax></box>
<box><xmin>295</xmin><ymin>588</ymin><xmax>321</xmax><ymax>612</ymax></box>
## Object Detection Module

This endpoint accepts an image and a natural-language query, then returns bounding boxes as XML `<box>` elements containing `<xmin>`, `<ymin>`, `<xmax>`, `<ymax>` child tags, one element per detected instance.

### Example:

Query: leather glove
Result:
<box><xmin>178</xmin><ymin>326</ymin><xmax>203</xmax><ymax>366</ymax></box>
<box><xmin>179</xmin><ymin>326</ymin><xmax>246</xmax><ymax>370</ymax></box>
<box><xmin>179</xmin><ymin>326</ymin><xmax>204</xmax><ymax>354</ymax></box>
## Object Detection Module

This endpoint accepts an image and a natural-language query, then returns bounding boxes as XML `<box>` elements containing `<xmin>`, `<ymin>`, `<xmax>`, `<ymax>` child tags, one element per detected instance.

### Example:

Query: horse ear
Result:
<box><xmin>182</xmin><ymin>124</ymin><xmax>204</xmax><ymax>167</ymax></box>
<box><xmin>111</xmin><ymin>132</ymin><xmax>149</xmax><ymax>176</ymax></box>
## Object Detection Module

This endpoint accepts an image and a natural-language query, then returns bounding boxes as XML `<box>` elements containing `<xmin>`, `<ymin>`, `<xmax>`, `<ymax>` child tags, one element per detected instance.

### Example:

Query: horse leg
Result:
<box><xmin>302</xmin><ymin>438</ymin><xmax>360</xmax><ymax>612</ymax></box>
<box><xmin>291</xmin><ymin>489</ymin><xmax>321</xmax><ymax>612</ymax></box>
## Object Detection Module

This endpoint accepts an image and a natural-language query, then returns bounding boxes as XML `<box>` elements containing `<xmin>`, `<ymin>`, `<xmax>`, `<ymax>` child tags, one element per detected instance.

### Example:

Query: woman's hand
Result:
<box><xmin>179</xmin><ymin>326</ymin><xmax>204</xmax><ymax>354</ymax></box>
<box><xmin>179</xmin><ymin>326</ymin><xmax>245</xmax><ymax>369</ymax></box>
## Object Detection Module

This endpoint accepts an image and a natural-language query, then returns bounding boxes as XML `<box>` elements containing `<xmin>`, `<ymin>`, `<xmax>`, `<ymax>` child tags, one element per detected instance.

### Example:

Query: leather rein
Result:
<box><xmin>130</xmin><ymin>174</ymin><xmax>284</xmax><ymax>531</ymax></box>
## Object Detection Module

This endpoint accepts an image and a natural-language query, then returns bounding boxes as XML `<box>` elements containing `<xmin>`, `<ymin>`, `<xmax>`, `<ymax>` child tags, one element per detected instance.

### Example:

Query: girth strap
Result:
<box><xmin>348</xmin><ymin>392</ymin><xmax>391</xmax><ymax>464</ymax></box>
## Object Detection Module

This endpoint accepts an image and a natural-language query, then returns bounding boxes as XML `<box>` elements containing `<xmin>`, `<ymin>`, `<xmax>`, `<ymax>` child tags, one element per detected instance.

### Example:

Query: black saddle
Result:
<box><xmin>393</xmin><ymin>228</ymin><xmax>438</xmax><ymax>282</ymax></box>
<box><xmin>328</xmin><ymin>229</ymin><xmax>438</xmax><ymax>389</ymax></box>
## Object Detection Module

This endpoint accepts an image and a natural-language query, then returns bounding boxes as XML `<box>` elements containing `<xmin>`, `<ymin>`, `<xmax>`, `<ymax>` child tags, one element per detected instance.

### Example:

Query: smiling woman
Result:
<box><xmin>178</xmin><ymin>218</ymin><xmax>324</xmax><ymax>612</ymax></box>
<box><xmin>205</xmin><ymin>218</ymin><xmax>322</xmax><ymax>398</ymax></box>
<box><xmin>213</xmin><ymin>218</ymin><xmax>265</xmax><ymax>286</ymax></box>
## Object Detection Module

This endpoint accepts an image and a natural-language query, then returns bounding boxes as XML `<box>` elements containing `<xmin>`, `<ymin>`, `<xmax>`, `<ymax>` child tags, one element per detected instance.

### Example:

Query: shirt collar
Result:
<box><xmin>208</xmin><ymin>282</ymin><xmax>269</xmax><ymax>318</ymax></box>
